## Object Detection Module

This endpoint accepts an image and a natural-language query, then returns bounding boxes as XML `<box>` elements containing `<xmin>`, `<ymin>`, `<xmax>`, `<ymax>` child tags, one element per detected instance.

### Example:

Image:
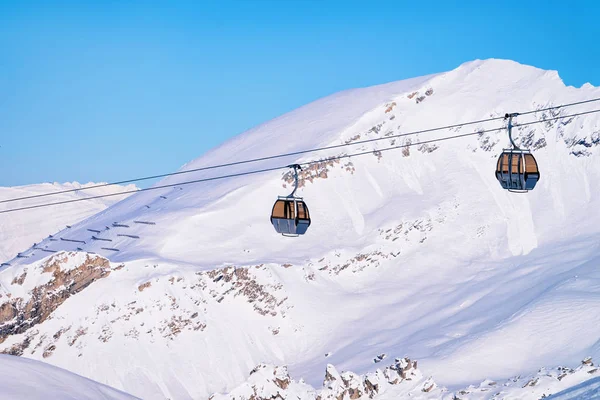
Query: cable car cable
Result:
<box><xmin>3</xmin><ymin>106</ymin><xmax>599</xmax><ymax>215</ymax></box>
<box><xmin>0</xmin><ymin>127</ymin><xmax>509</xmax><ymax>214</ymax></box>
<box><xmin>2</xmin><ymin>97</ymin><xmax>599</xmax><ymax>205</ymax></box>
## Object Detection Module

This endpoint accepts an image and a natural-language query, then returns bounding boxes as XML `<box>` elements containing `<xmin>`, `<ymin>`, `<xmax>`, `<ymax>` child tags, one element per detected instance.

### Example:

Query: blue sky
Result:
<box><xmin>1</xmin><ymin>0</ymin><xmax>599</xmax><ymax>187</ymax></box>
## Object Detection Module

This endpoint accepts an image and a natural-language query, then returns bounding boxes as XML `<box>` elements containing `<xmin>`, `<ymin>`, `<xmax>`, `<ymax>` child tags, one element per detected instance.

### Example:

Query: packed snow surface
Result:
<box><xmin>0</xmin><ymin>181</ymin><xmax>136</xmax><ymax>262</ymax></box>
<box><xmin>0</xmin><ymin>354</ymin><xmax>138</xmax><ymax>400</ymax></box>
<box><xmin>1</xmin><ymin>59</ymin><xmax>600</xmax><ymax>399</ymax></box>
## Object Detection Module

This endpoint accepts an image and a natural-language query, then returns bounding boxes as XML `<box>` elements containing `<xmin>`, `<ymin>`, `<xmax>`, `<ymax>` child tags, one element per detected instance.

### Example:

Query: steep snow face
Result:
<box><xmin>0</xmin><ymin>182</ymin><xmax>136</xmax><ymax>262</ymax></box>
<box><xmin>0</xmin><ymin>354</ymin><xmax>138</xmax><ymax>400</ymax></box>
<box><xmin>2</xmin><ymin>59</ymin><xmax>600</xmax><ymax>400</ymax></box>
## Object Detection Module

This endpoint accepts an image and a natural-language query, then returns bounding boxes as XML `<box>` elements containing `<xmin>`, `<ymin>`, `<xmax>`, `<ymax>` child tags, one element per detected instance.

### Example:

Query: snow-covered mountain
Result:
<box><xmin>210</xmin><ymin>357</ymin><xmax>600</xmax><ymax>399</ymax></box>
<box><xmin>0</xmin><ymin>354</ymin><xmax>138</xmax><ymax>400</ymax></box>
<box><xmin>1</xmin><ymin>59</ymin><xmax>600</xmax><ymax>400</ymax></box>
<box><xmin>0</xmin><ymin>182</ymin><xmax>136</xmax><ymax>262</ymax></box>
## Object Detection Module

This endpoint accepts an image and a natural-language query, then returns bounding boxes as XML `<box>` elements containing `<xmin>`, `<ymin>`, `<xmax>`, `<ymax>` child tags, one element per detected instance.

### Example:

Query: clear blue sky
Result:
<box><xmin>1</xmin><ymin>0</ymin><xmax>598</xmax><ymax>187</ymax></box>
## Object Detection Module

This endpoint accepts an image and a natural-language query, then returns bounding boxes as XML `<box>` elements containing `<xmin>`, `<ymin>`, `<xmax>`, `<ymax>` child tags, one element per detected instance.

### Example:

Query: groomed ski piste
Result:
<box><xmin>1</xmin><ymin>59</ymin><xmax>600</xmax><ymax>399</ymax></box>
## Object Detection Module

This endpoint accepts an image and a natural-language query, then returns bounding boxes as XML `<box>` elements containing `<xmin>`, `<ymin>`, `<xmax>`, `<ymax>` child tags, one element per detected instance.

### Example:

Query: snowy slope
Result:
<box><xmin>0</xmin><ymin>354</ymin><xmax>138</xmax><ymax>400</ymax></box>
<box><xmin>211</xmin><ymin>357</ymin><xmax>600</xmax><ymax>399</ymax></box>
<box><xmin>1</xmin><ymin>59</ymin><xmax>600</xmax><ymax>400</ymax></box>
<box><xmin>549</xmin><ymin>377</ymin><xmax>600</xmax><ymax>399</ymax></box>
<box><xmin>0</xmin><ymin>182</ymin><xmax>136</xmax><ymax>262</ymax></box>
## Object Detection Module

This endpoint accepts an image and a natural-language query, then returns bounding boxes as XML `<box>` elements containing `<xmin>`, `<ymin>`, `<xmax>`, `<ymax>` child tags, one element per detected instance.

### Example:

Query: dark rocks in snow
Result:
<box><xmin>282</xmin><ymin>158</ymin><xmax>342</xmax><ymax>189</ymax></box>
<box><xmin>418</xmin><ymin>143</ymin><xmax>438</xmax><ymax>154</ymax></box>
<box><xmin>368</xmin><ymin>123</ymin><xmax>384</xmax><ymax>134</ymax></box>
<box><xmin>566</xmin><ymin>131</ymin><xmax>600</xmax><ymax>157</ymax></box>
<box><xmin>344</xmin><ymin>134</ymin><xmax>361</xmax><ymax>144</ymax></box>
<box><xmin>0</xmin><ymin>253</ymin><xmax>111</xmax><ymax>349</ymax></box>
<box><xmin>318</xmin><ymin>358</ymin><xmax>426</xmax><ymax>399</ymax></box>
<box><xmin>522</xmin><ymin>377</ymin><xmax>539</xmax><ymax>388</ymax></box>
<box><xmin>42</xmin><ymin>344</ymin><xmax>56</xmax><ymax>358</ymax></box>
<box><xmin>343</xmin><ymin>161</ymin><xmax>355</xmax><ymax>174</ymax></box>
<box><xmin>216</xmin><ymin>356</ymin><xmax>556</xmax><ymax>399</ymax></box>
<box><xmin>203</xmin><ymin>265</ymin><xmax>288</xmax><ymax>318</ymax></box>
<box><xmin>401</xmin><ymin>139</ymin><xmax>411</xmax><ymax>157</ymax></box>
<box><xmin>323</xmin><ymin>364</ymin><xmax>341</xmax><ymax>384</ymax></box>
<box><xmin>159</xmin><ymin>315</ymin><xmax>206</xmax><ymax>339</ymax></box>
<box><xmin>422</xmin><ymin>377</ymin><xmax>436</xmax><ymax>392</ymax></box>
<box><xmin>384</xmin><ymin>102</ymin><xmax>397</xmax><ymax>113</ymax></box>
<box><xmin>11</xmin><ymin>270</ymin><xmax>27</xmax><ymax>285</ymax></box>
<box><xmin>211</xmin><ymin>364</ymin><xmax>293</xmax><ymax>400</ymax></box>
<box><xmin>533</xmin><ymin>137</ymin><xmax>547</xmax><ymax>150</ymax></box>
<box><xmin>138</xmin><ymin>281</ymin><xmax>152</xmax><ymax>292</ymax></box>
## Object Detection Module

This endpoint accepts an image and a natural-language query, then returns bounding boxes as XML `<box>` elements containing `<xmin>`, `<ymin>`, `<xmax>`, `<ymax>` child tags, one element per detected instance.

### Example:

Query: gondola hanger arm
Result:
<box><xmin>504</xmin><ymin>112</ymin><xmax>520</xmax><ymax>150</ymax></box>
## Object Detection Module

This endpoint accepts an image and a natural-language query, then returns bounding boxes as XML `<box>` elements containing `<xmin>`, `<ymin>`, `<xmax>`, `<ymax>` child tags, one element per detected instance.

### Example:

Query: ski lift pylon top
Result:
<box><xmin>270</xmin><ymin>164</ymin><xmax>311</xmax><ymax>237</ymax></box>
<box><xmin>495</xmin><ymin>113</ymin><xmax>540</xmax><ymax>192</ymax></box>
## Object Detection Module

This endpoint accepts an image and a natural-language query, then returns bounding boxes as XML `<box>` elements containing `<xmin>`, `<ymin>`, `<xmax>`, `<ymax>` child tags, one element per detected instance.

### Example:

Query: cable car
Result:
<box><xmin>495</xmin><ymin>113</ymin><xmax>540</xmax><ymax>192</ymax></box>
<box><xmin>270</xmin><ymin>164</ymin><xmax>311</xmax><ymax>236</ymax></box>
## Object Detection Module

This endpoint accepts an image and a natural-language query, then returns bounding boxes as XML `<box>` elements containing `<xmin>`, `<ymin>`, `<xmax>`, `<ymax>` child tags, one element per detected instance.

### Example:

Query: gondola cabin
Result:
<box><xmin>270</xmin><ymin>197</ymin><xmax>311</xmax><ymax>236</ymax></box>
<box><xmin>495</xmin><ymin>150</ymin><xmax>539</xmax><ymax>192</ymax></box>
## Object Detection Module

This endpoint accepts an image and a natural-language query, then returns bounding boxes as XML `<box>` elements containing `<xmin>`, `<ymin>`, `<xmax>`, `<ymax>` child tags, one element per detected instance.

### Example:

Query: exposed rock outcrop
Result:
<box><xmin>0</xmin><ymin>252</ymin><xmax>111</xmax><ymax>348</ymax></box>
<box><xmin>203</xmin><ymin>265</ymin><xmax>289</xmax><ymax>317</ymax></box>
<box><xmin>208</xmin><ymin>364</ymin><xmax>303</xmax><ymax>400</ymax></box>
<box><xmin>212</xmin><ymin>357</ymin><xmax>435</xmax><ymax>400</ymax></box>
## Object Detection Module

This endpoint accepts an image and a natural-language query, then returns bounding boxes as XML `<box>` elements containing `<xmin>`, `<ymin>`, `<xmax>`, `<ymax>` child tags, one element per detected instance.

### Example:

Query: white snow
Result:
<box><xmin>549</xmin><ymin>377</ymin><xmax>600</xmax><ymax>399</ymax></box>
<box><xmin>0</xmin><ymin>354</ymin><xmax>138</xmax><ymax>399</ymax></box>
<box><xmin>1</xmin><ymin>58</ymin><xmax>600</xmax><ymax>399</ymax></box>
<box><xmin>213</xmin><ymin>358</ymin><xmax>600</xmax><ymax>399</ymax></box>
<box><xmin>0</xmin><ymin>182</ymin><xmax>136</xmax><ymax>262</ymax></box>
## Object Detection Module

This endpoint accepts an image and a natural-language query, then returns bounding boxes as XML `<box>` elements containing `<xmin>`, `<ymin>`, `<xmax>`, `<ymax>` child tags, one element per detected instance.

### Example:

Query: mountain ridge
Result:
<box><xmin>1</xmin><ymin>59</ymin><xmax>599</xmax><ymax>399</ymax></box>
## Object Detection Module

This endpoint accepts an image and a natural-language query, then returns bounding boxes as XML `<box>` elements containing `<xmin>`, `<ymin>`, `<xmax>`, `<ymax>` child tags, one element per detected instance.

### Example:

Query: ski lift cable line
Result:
<box><xmin>513</xmin><ymin>108</ymin><xmax>600</xmax><ymax>127</ymax></box>
<box><xmin>2</xmin><ymin>97</ymin><xmax>599</xmax><ymax>205</ymax></box>
<box><xmin>2</xmin><ymin>106</ymin><xmax>600</xmax><ymax>215</ymax></box>
<box><xmin>0</xmin><ymin>127</ymin><xmax>503</xmax><ymax>215</ymax></box>
<box><xmin>0</xmin><ymin>117</ymin><xmax>503</xmax><ymax>203</ymax></box>
<box><xmin>518</xmin><ymin>97</ymin><xmax>600</xmax><ymax>116</ymax></box>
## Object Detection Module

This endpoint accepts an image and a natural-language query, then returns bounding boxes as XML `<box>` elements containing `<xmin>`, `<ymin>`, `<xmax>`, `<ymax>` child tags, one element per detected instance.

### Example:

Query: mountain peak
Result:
<box><xmin>2</xmin><ymin>60</ymin><xmax>600</xmax><ymax>399</ymax></box>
